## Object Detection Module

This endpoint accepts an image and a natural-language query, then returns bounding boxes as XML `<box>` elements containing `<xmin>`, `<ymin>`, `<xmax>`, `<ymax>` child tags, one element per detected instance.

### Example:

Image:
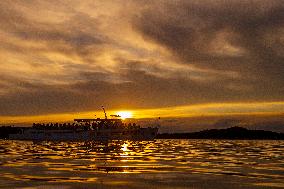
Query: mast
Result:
<box><xmin>102</xmin><ymin>106</ymin><xmax>107</xmax><ymax>119</ymax></box>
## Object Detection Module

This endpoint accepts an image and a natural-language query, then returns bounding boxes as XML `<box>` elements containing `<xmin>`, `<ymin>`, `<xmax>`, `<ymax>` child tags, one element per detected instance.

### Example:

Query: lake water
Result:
<box><xmin>0</xmin><ymin>139</ymin><xmax>283</xmax><ymax>189</ymax></box>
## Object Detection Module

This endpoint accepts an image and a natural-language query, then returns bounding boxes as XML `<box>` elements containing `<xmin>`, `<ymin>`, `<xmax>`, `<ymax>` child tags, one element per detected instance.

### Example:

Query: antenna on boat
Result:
<box><xmin>102</xmin><ymin>106</ymin><xmax>107</xmax><ymax>119</ymax></box>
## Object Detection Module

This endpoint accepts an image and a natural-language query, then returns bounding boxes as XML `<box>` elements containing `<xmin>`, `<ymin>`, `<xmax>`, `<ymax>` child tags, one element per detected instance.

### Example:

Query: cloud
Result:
<box><xmin>0</xmin><ymin>0</ymin><xmax>283</xmax><ymax>118</ymax></box>
<box><xmin>133</xmin><ymin>0</ymin><xmax>284</xmax><ymax>86</ymax></box>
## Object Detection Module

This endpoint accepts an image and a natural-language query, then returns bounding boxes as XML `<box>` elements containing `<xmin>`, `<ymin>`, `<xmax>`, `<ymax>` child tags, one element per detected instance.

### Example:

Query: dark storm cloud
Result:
<box><xmin>0</xmin><ymin>0</ymin><xmax>283</xmax><ymax>117</ymax></box>
<box><xmin>134</xmin><ymin>0</ymin><xmax>284</xmax><ymax>86</ymax></box>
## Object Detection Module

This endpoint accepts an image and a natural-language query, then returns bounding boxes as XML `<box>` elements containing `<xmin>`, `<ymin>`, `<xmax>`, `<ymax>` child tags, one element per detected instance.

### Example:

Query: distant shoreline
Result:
<box><xmin>157</xmin><ymin>126</ymin><xmax>284</xmax><ymax>140</ymax></box>
<box><xmin>1</xmin><ymin>126</ymin><xmax>284</xmax><ymax>140</ymax></box>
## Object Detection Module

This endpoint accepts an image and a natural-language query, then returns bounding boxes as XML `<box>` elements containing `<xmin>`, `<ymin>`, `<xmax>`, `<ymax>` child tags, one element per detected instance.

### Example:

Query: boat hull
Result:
<box><xmin>9</xmin><ymin>127</ymin><xmax>158</xmax><ymax>141</ymax></box>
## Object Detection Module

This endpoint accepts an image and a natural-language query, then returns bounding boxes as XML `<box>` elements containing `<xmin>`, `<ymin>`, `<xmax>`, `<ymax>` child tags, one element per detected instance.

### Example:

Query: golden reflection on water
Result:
<box><xmin>0</xmin><ymin>139</ymin><xmax>284</xmax><ymax>188</ymax></box>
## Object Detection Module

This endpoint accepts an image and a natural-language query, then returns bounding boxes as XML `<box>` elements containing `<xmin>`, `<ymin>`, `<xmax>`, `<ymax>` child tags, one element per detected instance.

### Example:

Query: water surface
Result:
<box><xmin>0</xmin><ymin>139</ymin><xmax>283</xmax><ymax>188</ymax></box>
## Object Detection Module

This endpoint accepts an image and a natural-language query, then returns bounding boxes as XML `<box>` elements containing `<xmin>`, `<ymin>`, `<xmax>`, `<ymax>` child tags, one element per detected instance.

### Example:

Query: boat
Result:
<box><xmin>9</xmin><ymin>108</ymin><xmax>159</xmax><ymax>141</ymax></box>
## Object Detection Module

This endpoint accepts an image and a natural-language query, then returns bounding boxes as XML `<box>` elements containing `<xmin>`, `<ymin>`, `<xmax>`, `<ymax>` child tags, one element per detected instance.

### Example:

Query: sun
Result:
<box><xmin>116</xmin><ymin>111</ymin><xmax>133</xmax><ymax>120</ymax></box>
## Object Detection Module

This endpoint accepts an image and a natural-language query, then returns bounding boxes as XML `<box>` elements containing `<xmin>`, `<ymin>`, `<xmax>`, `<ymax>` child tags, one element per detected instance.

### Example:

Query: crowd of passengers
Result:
<box><xmin>32</xmin><ymin>122</ymin><xmax>139</xmax><ymax>130</ymax></box>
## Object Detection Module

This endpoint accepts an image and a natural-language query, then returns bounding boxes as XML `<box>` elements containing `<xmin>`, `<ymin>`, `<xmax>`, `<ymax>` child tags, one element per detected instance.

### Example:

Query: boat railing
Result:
<box><xmin>32</xmin><ymin>122</ymin><xmax>141</xmax><ymax>130</ymax></box>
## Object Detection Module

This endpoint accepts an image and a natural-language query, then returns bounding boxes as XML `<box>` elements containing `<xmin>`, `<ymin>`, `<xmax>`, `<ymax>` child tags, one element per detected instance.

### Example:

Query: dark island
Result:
<box><xmin>0</xmin><ymin>126</ymin><xmax>25</xmax><ymax>139</ymax></box>
<box><xmin>157</xmin><ymin>126</ymin><xmax>284</xmax><ymax>140</ymax></box>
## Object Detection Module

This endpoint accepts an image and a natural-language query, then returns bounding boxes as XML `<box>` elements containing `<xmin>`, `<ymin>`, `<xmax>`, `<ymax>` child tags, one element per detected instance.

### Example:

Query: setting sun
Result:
<box><xmin>116</xmin><ymin>111</ymin><xmax>133</xmax><ymax>120</ymax></box>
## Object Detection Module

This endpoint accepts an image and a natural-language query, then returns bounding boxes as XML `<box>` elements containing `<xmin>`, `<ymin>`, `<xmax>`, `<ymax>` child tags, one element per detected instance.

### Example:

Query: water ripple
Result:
<box><xmin>0</xmin><ymin>139</ymin><xmax>283</xmax><ymax>188</ymax></box>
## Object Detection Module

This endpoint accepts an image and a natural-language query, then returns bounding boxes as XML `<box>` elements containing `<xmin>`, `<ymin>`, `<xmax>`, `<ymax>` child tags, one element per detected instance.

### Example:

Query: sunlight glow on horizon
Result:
<box><xmin>116</xmin><ymin>111</ymin><xmax>133</xmax><ymax>120</ymax></box>
<box><xmin>0</xmin><ymin>101</ymin><xmax>284</xmax><ymax>125</ymax></box>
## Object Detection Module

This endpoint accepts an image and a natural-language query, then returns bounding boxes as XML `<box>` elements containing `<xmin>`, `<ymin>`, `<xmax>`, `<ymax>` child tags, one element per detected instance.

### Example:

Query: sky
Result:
<box><xmin>0</xmin><ymin>0</ymin><xmax>283</xmax><ymax>131</ymax></box>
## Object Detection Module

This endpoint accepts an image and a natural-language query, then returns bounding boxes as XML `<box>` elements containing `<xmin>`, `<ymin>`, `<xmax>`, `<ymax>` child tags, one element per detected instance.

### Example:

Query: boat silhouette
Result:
<box><xmin>9</xmin><ymin>107</ymin><xmax>159</xmax><ymax>141</ymax></box>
